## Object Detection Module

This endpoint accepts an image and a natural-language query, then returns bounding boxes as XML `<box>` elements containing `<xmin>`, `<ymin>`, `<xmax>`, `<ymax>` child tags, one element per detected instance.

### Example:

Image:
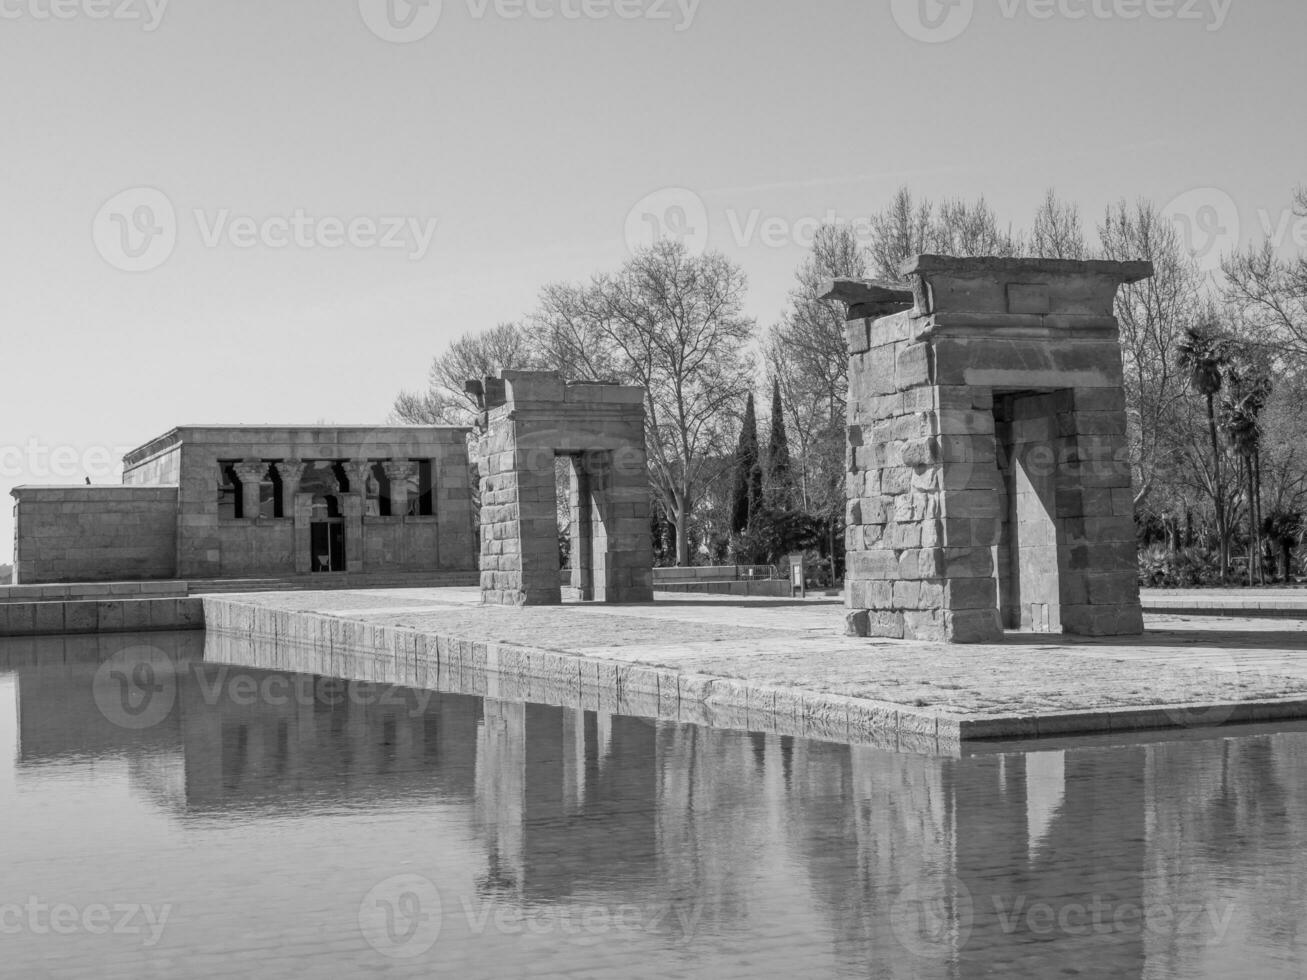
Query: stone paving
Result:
<box><xmin>209</xmin><ymin>587</ymin><xmax>1307</xmax><ymax>741</ymax></box>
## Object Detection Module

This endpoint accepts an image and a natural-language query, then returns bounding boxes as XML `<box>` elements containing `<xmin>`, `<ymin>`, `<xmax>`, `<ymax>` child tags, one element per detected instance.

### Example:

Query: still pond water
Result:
<box><xmin>3</xmin><ymin>630</ymin><xmax>1307</xmax><ymax>978</ymax></box>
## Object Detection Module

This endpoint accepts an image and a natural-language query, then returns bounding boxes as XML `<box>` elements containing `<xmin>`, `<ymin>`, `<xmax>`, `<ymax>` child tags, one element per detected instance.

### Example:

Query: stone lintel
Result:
<box><xmin>900</xmin><ymin>254</ymin><xmax>1154</xmax><ymax>319</ymax></box>
<box><xmin>818</xmin><ymin>278</ymin><xmax>916</xmax><ymax>321</ymax></box>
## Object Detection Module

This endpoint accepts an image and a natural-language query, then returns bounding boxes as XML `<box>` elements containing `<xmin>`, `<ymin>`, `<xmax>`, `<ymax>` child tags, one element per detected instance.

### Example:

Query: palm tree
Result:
<box><xmin>1178</xmin><ymin>324</ymin><xmax>1234</xmax><ymax>582</ymax></box>
<box><xmin>1221</xmin><ymin>364</ymin><xmax>1273</xmax><ymax>584</ymax></box>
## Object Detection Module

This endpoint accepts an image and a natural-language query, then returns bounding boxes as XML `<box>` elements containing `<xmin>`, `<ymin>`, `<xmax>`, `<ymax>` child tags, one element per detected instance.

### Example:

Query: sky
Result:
<box><xmin>1</xmin><ymin>0</ymin><xmax>1305</xmax><ymax>563</ymax></box>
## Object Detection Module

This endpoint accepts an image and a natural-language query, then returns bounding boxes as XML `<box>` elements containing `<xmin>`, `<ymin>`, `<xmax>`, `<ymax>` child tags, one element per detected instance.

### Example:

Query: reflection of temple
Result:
<box><xmin>7</xmin><ymin>635</ymin><xmax>1307</xmax><ymax>977</ymax></box>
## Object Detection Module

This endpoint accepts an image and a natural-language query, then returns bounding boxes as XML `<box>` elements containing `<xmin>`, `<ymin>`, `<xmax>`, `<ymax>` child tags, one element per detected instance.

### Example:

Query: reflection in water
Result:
<box><xmin>2</xmin><ymin>631</ymin><xmax>1307</xmax><ymax>977</ymax></box>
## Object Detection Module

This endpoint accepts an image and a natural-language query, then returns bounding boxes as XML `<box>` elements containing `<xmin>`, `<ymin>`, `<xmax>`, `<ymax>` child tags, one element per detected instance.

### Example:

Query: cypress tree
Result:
<box><xmin>730</xmin><ymin>394</ymin><xmax>762</xmax><ymax>534</ymax></box>
<box><xmin>766</xmin><ymin>377</ymin><xmax>795</xmax><ymax>510</ymax></box>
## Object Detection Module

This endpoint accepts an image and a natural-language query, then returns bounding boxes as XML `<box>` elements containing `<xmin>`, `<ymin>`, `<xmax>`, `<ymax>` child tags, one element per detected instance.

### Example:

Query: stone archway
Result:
<box><xmin>825</xmin><ymin>255</ymin><xmax>1154</xmax><ymax>644</ymax></box>
<box><xmin>470</xmin><ymin>371</ymin><xmax>654</xmax><ymax>607</ymax></box>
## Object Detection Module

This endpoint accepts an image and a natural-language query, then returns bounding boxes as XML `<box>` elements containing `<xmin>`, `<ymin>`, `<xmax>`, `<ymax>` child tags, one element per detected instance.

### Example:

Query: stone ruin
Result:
<box><xmin>824</xmin><ymin>254</ymin><xmax>1154</xmax><ymax>644</ymax></box>
<box><xmin>468</xmin><ymin>370</ymin><xmax>654</xmax><ymax>606</ymax></box>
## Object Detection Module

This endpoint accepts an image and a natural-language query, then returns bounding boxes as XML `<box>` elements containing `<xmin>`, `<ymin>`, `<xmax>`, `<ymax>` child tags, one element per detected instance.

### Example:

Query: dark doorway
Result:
<box><xmin>310</xmin><ymin>494</ymin><xmax>346</xmax><ymax>573</ymax></box>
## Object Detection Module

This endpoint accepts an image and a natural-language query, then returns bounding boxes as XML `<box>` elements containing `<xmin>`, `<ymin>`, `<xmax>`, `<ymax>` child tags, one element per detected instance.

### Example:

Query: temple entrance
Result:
<box><xmin>310</xmin><ymin>494</ymin><xmax>346</xmax><ymax>573</ymax></box>
<box><xmin>993</xmin><ymin>390</ymin><xmax>1073</xmax><ymax>633</ymax></box>
<box><xmin>560</xmin><ymin>452</ymin><xmax>610</xmax><ymax>604</ymax></box>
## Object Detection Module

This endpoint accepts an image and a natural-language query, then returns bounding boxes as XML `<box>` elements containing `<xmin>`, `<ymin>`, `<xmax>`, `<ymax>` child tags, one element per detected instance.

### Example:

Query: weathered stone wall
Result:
<box><xmin>163</xmin><ymin>427</ymin><xmax>475</xmax><ymax>580</ymax></box>
<box><xmin>11</xmin><ymin>486</ymin><xmax>178</xmax><ymax>584</ymax></box>
<box><xmin>836</xmin><ymin>255</ymin><xmax>1150</xmax><ymax>644</ymax></box>
<box><xmin>123</xmin><ymin>439</ymin><xmax>181</xmax><ymax>487</ymax></box>
<box><xmin>478</xmin><ymin>372</ymin><xmax>653</xmax><ymax>606</ymax></box>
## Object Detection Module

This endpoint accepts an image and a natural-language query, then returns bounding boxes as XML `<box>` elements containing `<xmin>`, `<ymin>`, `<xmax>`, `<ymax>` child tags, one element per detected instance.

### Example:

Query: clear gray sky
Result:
<box><xmin>2</xmin><ymin>0</ymin><xmax>1304</xmax><ymax>562</ymax></box>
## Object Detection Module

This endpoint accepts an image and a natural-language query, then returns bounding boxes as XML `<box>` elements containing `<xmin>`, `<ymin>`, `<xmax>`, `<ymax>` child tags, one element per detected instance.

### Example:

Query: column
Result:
<box><xmin>275</xmin><ymin>459</ymin><xmax>306</xmax><ymax>501</ymax></box>
<box><xmin>278</xmin><ymin>460</ymin><xmax>310</xmax><ymax>574</ymax></box>
<box><xmin>233</xmin><ymin>460</ymin><xmax>267</xmax><ymax>522</ymax></box>
<box><xmin>343</xmin><ymin>492</ymin><xmax>364</xmax><ymax>573</ymax></box>
<box><xmin>383</xmin><ymin>460</ymin><xmax>417</xmax><ymax>517</ymax></box>
<box><xmin>569</xmin><ymin>456</ymin><xmax>594</xmax><ymax>601</ymax></box>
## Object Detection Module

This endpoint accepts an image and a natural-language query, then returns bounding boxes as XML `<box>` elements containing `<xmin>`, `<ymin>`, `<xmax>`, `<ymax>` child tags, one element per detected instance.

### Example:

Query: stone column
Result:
<box><xmin>276</xmin><ymin>459</ymin><xmax>306</xmax><ymax>501</ymax></box>
<box><xmin>383</xmin><ymin>460</ymin><xmax>417</xmax><ymax>517</ymax></box>
<box><xmin>233</xmin><ymin>460</ymin><xmax>267</xmax><ymax>522</ymax></box>
<box><xmin>343</xmin><ymin>491</ymin><xmax>364</xmax><ymax>573</ymax></box>
<box><xmin>292</xmin><ymin>493</ymin><xmax>313</xmax><ymax>574</ymax></box>
<box><xmin>569</xmin><ymin>456</ymin><xmax>594</xmax><ymax>601</ymax></box>
<box><xmin>345</xmin><ymin>460</ymin><xmax>373</xmax><ymax>499</ymax></box>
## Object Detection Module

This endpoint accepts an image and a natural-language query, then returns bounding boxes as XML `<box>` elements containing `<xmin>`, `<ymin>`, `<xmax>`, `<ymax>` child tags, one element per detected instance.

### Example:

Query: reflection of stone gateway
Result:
<box><xmin>825</xmin><ymin>254</ymin><xmax>1154</xmax><ymax>644</ymax></box>
<box><xmin>469</xmin><ymin>371</ymin><xmax>654</xmax><ymax>606</ymax></box>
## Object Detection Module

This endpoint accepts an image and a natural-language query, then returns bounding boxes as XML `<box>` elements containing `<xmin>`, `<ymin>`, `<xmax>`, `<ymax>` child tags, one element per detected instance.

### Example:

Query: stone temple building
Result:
<box><xmin>10</xmin><ymin>426</ymin><xmax>476</xmax><ymax>584</ymax></box>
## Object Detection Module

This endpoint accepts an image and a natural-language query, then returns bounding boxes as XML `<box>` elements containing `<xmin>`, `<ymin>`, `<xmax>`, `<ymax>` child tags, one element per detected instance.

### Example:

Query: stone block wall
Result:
<box><xmin>11</xmin><ymin>486</ymin><xmax>178</xmax><ymax>584</ymax></box>
<box><xmin>477</xmin><ymin>372</ymin><xmax>653</xmax><ymax>606</ymax></box>
<box><xmin>144</xmin><ymin>427</ymin><xmax>475</xmax><ymax>580</ymax></box>
<box><xmin>833</xmin><ymin>255</ymin><xmax>1151</xmax><ymax>644</ymax></box>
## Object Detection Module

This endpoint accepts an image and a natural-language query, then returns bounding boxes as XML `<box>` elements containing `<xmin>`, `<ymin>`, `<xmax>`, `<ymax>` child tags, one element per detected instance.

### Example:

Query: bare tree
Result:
<box><xmin>867</xmin><ymin>186</ymin><xmax>1022</xmax><ymax>278</ymax></box>
<box><xmin>1222</xmin><ymin>188</ymin><xmax>1307</xmax><ymax>356</ymax></box>
<box><xmin>1032</xmin><ymin>188</ymin><xmax>1087</xmax><ymax>259</ymax></box>
<box><xmin>392</xmin><ymin>322</ymin><xmax>538</xmax><ymax>425</ymax></box>
<box><xmin>1098</xmin><ymin>199</ymin><xmax>1203</xmax><ymax>510</ymax></box>
<box><xmin>933</xmin><ymin>195</ymin><xmax>1024</xmax><ymax>258</ymax></box>
<box><xmin>866</xmin><ymin>187</ymin><xmax>936</xmax><ymax>280</ymax></box>
<box><xmin>555</xmin><ymin>240</ymin><xmax>756</xmax><ymax>566</ymax></box>
<box><xmin>766</xmin><ymin>223</ymin><xmax>864</xmax><ymax>519</ymax></box>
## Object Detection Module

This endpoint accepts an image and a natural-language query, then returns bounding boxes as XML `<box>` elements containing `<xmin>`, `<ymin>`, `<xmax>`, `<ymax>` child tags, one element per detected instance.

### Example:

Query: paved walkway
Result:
<box><xmin>205</xmin><ymin>588</ymin><xmax>1307</xmax><ymax>744</ymax></box>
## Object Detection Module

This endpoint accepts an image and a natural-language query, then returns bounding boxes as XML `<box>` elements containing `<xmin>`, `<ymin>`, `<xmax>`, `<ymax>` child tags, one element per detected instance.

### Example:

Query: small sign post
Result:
<box><xmin>788</xmin><ymin>552</ymin><xmax>806</xmax><ymax>599</ymax></box>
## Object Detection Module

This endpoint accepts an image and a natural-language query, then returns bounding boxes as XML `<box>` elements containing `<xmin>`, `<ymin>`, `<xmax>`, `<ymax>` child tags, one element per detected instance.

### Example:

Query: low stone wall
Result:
<box><xmin>0</xmin><ymin>597</ymin><xmax>205</xmax><ymax>637</ymax></box>
<box><xmin>201</xmin><ymin>597</ymin><xmax>960</xmax><ymax>754</ymax></box>
<box><xmin>11</xmin><ymin>486</ymin><xmax>178</xmax><ymax>584</ymax></box>
<box><xmin>657</xmin><ymin>580</ymin><xmax>791</xmax><ymax>598</ymax></box>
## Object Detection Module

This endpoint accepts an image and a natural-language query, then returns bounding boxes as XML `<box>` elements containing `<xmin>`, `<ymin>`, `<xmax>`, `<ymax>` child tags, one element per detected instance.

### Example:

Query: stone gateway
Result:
<box><xmin>825</xmin><ymin>254</ymin><xmax>1153</xmax><ymax>644</ymax></box>
<box><xmin>470</xmin><ymin>371</ymin><xmax>654</xmax><ymax>606</ymax></box>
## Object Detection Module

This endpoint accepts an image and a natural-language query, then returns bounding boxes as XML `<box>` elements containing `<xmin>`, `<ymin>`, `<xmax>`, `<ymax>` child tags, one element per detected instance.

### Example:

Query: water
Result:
<box><xmin>3</xmin><ymin>631</ymin><xmax>1307</xmax><ymax>978</ymax></box>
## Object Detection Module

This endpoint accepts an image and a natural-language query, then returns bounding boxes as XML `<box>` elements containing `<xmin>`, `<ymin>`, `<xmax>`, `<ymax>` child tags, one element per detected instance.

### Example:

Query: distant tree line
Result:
<box><xmin>395</xmin><ymin>184</ymin><xmax>1307</xmax><ymax>582</ymax></box>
